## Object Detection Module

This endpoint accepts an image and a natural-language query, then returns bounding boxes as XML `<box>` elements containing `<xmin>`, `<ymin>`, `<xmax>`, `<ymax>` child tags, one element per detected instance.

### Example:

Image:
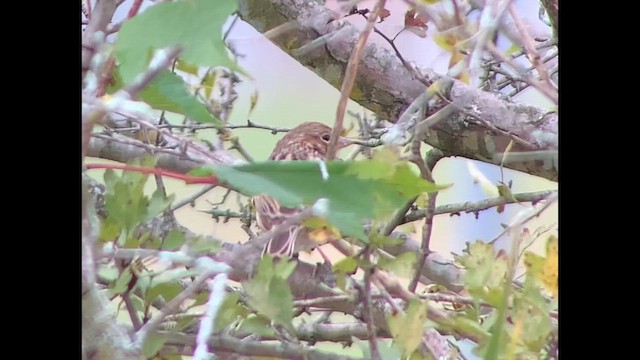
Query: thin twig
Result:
<box><xmin>507</xmin><ymin>3</ymin><xmax>550</xmax><ymax>85</ymax></box>
<box><xmin>402</xmin><ymin>190</ymin><xmax>555</xmax><ymax>223</ymax></box>
<box><xmin>373</xmin><ymin>28</ymin><xmax>430</xmax><ymax>87</ymax></box>
<box><xmin>153</xmin><ymin>114</ymin><xmax>169</xmax><ymax>197</ymax></box>
<box><xmin>223</xmin><ymin>14</ymin><xmax>240</xmax><ymax>41</ymax></box>
<box><xmin>488</xmin><ymin>192</ymin><xmax>558</xmax><ymax>245</ymax></box>
<box><xmin>122</xmin><ymin>293</ymin><xmax>143</xmax><ymax>330</ymax></box>
<box><xmin>251</xmin><ymin>206</ymin><xmax>318</xmax><ymax>248</ymax></box>
<box><xmin>90</xmin><ymin>133</ymin><xmax>205</xmax><ymax>164</ymax></box>
<box><xmin>227</xmin><ymin>120</ymin><xmax>290</xmax><ymax>134</ymax></box>
<box><xmin>293</xmin><ymin>295</ymin><xmax>353</xmax><ymax>307</ymax></box>
<box><xmin>382</xmin><ymin>196</ymin><xmax>418</xmax><ymax>236</ymax></box>
<box><xmin>228</xmin><ymin>136</ymin><xmax>255</xmax><ymax>162</ymax></box>
<box><xmin>468</xmin><ymin>0</ymin><xmax>512</xmax><ymax>71</ymax></box>
<box><xmin>485</xmin><ymin>42</ymin><xmax>557</xmax><ymax>103</ymax></box>
<box><xmin>170</xmin><ymin>186</ymin><xmax>216</xmax><ymax>212</ymax></box>
<box><xmin>122</xmin><ymin>47</ymin><xmax>183</xmax><ymax>97</ymax></box>
<box><xmin>362</xmin><ymin>248</ymin><xmax>381</xmax><ymax>360</ymax></box>
<box><xmin>162</xmin><ymin>332</ymin><xmax>361</xmax><ymax>360</ymax></box>
<box><xmin>408</xmin><ymin>148</ymin><xmax>444</xmax><ymax>293</ymax></box>
<box><xmin>327</xmin><ymin>0</ymin><xmax>387</xmax><ymax>160</ymax></box>
<box><xmin>371</xmin><ymin>270</ymin><xmax>486</xmax><ymax>343</ymax></box>
<box><xmin>496</xmin><ymin>49</ymin><xmax>557</xmax><ymax>90</ymax></box>
<box><xmin>136</xmin><ymin>268</ymin><xmax>219</xmax><ymax>347</ymax></box>
<box><xmin>409</xmin><ymin>193</ymin><xmax>437</xmax><ymax>293</ymax></box>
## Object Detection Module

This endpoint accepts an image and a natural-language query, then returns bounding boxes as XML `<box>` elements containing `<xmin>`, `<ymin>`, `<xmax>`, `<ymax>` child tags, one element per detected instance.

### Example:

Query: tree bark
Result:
<box><xmin>237</xmin><ymin>0</ymin><xmax>558</xmax><ymax>181</ymax></box>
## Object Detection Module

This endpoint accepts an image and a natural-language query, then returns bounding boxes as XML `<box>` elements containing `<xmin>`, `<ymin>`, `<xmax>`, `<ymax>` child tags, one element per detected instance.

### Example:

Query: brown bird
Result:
<box><xmin>252</xmin><ymin>122</ymin><xmax>354</xmax><ymax>257</ymax></box>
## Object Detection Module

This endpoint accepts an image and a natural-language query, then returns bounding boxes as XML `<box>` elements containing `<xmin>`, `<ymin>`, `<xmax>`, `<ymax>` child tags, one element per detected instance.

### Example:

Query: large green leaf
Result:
<box><xmin>387</xmin><ymin>299</ymin><xmax>428</xmax><ymax>357</ymax></box>
<box><xmin>115</xmin><ymin>0</ymin><xmax>238</xmax><ymax>84</ymax></box>
<box><xmin>243</xmin><ymin>256</ymin><xmax>295</xmax><ymax>333</ymax></box>
<box><xmin>108</xmin><ymin>68</ymin><xmax>220</xmax><ymax>125</ymax></box>
<box><xmin>140</xmin><ymin>70</ymin><xmax>221</xmax><ymax>125</ymax></box>
<box><xmin>211</xmin><ymin>160</ymin><xmax>449</xmax><ymax>239</ymax></box>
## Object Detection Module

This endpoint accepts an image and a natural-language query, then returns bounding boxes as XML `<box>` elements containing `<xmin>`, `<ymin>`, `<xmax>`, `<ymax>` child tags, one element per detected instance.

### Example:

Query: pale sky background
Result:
<box><xmin>88</xmin><ymin>0</ymin><xmax>558</xmax><ymax>358</ymax></box>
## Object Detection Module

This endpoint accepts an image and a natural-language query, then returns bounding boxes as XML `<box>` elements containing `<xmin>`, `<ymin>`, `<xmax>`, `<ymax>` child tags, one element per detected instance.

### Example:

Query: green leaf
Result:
<box><xmin>115</xmin><ymin>0</ymin><xmax>239</xmax><ymax>84</ymax></box>
<box><xmin>139</xmin><ymin>70</ymin><xmax>221</xmax><ymax>125</ymax></box>
<box><xmin>387</xmin><ymin>299</ymin><xmax>428</xmax><ymax>357</ymax></box>
<box><xmin>214</xmin><ymin>292</ymin><xmax>247</xmax><ymax>331</ymax></box>
<box><xmin>454</xmin><ymin>317</ymin><xmax>491</xmax><ymax>340</ymax></box>
<box><xmin>212</xmin><ymin>160</ymin><xmax>450</xmax><ymax>240</ymax></box>
<box><xmin>368</xmin><ymin>230</ymin><xmax>406</xmax><ymax>248</ymax></box>
<box><xmin>151</xmin><ymin>268</ymin><xmax>200</xmax><ymax>285</ymax></box>
<box><xmin>162</xmin><ymin>229</ymin><xmax>186</xmax><ymax>250</ymax></box>
<box><xmin>454</xmin><ymin>241</ymin><xmax>508</xmax><ymax>306</ymax></box>
<box><xmin>273</xmin><ymin>258</ymin><xmax>297</xmax><ymax>280</ymax></box>
<box><xmin>175</xmin><ymin>58</ymin><xmax>200</xmax><ymax>76</ymax></box>
<box><xmin>128</xmin><ymin>293</ymin><xmax>146</xmax><ymax>313</ymax></box>
<box><xmin>243</xmin><ymin>257</ymin><xmax>295</xmax><ymax>333</ymax></box>
<box><xmin>333</xmin><ymin>256</ymin><xmax>358</xmax><ymax>289</ymax></box>
<box><xmin>103</xmin><ymin>158</ymin><xmax>154</xmax><ymax>233</ymax></box>
<box><xmin>147</xmin><ymin>281</ymin><xmax>183</xmax><ymax>304</ymax></box>
<box><xmin>145</xmin><ymin>186</ymin><xmax>175</xmax><ymax>222</ymax></box>
<box><xmin>97</xmin><ymin>267</ymin><xmax>119</xmax><ymax>283</ymax></box>
<box><xmin>186</xmin><ymin>236</ymin><xmax>221</xmax><ymax>255</ymax></box>
<box><xmin>109</xmin><ymin>268</ymin><xmax>134</xmax><ymax>296</ymax></box>
<box><xmin>188</xmin><ymin>166</ymin><xmax>216</xmax><ymax>177</ymax></box>
<box><xmin>238</xmin><ymin>314</ymin><xmax>277</xmax><ymax>337</ymax></box>
<box><xmin>142</xmin><ymin>332</ymin><xmax>167</xmax><ymax>358</ymax></box>
<box><xmin>512</xmin><ymin>280</ymin><xmax>553</xmax><ymax>351</ymax></box>
<box><xmin>99</xmin><ymin>218</ymin><xmax>121</xmax><ymax>242</ymax></box>
<box><xmin>483</xmin><ymin>295</ymin><xmax>508</xmax><ymax>360</ymax></box>
<box><xmin>378</xmin><ymin>252</ymin><xmax>418</xmax><ymax>278</ymax></box>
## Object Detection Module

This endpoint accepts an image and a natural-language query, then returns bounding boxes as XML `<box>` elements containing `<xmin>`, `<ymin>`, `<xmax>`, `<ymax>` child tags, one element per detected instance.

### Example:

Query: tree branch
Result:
<box><xmin>327</xmin><ymin>0</ymin><xmax>386</xmax><ymax>160</ymax></box>
<box><xmin>237</xmin><ymin>0</ymin><xmax>558</xmax><ymax>181</ymax></box>
<box><xmin>82</xmin><ymin>176</ymin><xmax>138</xmax><ymax>360</ymax></box>
<box><xmin>163</xmin><ymin>332</ymin><xmax>360</xmax><ymax>360</ymax></box>
<box><xmin>403</xmin><ymin>190</ymin><xmax>556</xmax><ymax>223</ymax></box>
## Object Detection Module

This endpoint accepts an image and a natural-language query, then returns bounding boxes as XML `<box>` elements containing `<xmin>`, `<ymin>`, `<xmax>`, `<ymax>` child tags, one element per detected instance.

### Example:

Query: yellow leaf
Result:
<box><xmin>466</xmin><ymin>161</ymin><xmax>500</xmax><ymax>198</ymax></box>
<box><xmin>524</xmin><ymin>235</ymin><xmax>558</xmax><ymax>299</ymax></box>
<box><xmin>303</xmin><ymin>217</ymin><xmax>341</xmax><ymax>244</ymax></box>
<box><xmin>542</xmin><ymin>236</ymin><xmax>558</xmax><ymax>299</ymax></box>
<box><xmin>175</xmin><ymin>58</ymin><xmax>200</xmax><ymax>76</ymax></box>
<box><xmin>507</xmin><ymin>312</ymin><xmax>524</xmax><ymax>360</ymax></box>
<box><xmin>433</xmin><ymin>32</ymin><xmax>458</xmax><ymax>53</ymax></box>
<box><xmin>448</xmin><ymin>52</ymin><xmax>470</xmax><ymax>83</ymax></box>
<box><xmin>248</xmin><ymin>90</ymin><xmax>259</xmax><ymax>117</ymax></box>
<box><xmin>341</xmin><ymin>121</ymin><xmax>355</xmax><ymax>137</ymax></box>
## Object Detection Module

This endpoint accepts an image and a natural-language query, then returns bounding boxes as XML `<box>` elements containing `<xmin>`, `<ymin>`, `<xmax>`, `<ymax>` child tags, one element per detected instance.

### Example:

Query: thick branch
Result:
<box><xmin>82</xmin><ymin>177</ymin><xmax>138</xmax><ymax>360</ymax></box>
<box><xmin>237</xmin><ymin>0</ymin><xmax>558</xmax><ymax>181</ymax></box>
<box><xmin>163</xmin><ymin>333</ymin><xmax>358</xmax><ymax>360</ymax></box>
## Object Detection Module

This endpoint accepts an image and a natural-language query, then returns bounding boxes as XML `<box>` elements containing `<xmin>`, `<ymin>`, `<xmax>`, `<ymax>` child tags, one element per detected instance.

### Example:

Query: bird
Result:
<box><xmin>251</xmin><ymin>122</ymin><xmax>355</xmax><ymax>258</ymax></box>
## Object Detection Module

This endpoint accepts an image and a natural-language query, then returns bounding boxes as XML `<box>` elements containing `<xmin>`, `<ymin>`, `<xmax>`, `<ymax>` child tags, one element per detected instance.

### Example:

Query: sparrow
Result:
<box><xmin>252</xmin><ymin>122</ymin><xmax>354</xmax><ymax>257</ymax></box>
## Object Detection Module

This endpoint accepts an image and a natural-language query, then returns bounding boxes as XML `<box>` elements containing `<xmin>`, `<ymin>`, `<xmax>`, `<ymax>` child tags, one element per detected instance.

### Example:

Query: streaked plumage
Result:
<box><xmin>252</xmin><ymin>122</ymin><xmax>353</xmax><ymax>257</ymax></box>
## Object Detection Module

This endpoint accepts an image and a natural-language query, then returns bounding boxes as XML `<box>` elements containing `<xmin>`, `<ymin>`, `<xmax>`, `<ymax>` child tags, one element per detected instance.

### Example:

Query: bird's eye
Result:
<box><xmin>321</xmin><ymin>134</ymin><xmax>331</xmax><ymax>142</ymax></box>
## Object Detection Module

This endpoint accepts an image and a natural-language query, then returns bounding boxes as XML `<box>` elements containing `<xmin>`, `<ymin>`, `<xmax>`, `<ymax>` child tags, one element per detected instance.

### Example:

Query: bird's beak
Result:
<box><xmin>338</xmin><ymin>136</ymin><xmax>357</xmax><ymax>149</ymax></box>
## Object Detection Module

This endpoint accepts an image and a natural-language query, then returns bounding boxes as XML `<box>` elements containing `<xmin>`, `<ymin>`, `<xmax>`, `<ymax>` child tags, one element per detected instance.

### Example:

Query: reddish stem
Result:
<box><xmin>127</xmin><ymin>0</ymin><xmax>144</xmax><ymax>18</ymax></box>
<box><xmin>85</xmin><ymin>163</ymin><xmax>219</xmax><ymax>185</ymax></box>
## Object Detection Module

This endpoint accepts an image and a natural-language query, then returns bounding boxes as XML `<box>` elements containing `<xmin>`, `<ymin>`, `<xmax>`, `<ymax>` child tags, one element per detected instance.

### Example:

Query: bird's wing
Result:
<box><xmin>252</xmin><ymin>195</ymin><xmax>304</xmax><ymax>257</ymax></box>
